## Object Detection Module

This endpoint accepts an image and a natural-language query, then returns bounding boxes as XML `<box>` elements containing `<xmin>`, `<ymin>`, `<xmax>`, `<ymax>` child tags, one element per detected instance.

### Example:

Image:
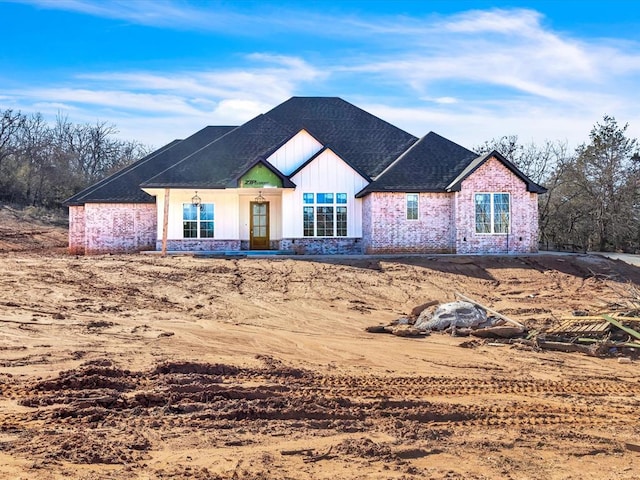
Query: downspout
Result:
<box><xmin>161</xmin><ymin>187</ymin><xmax>170</xmax><ymax>257</ymax></box>
<box><xmin>451</xmin><ymin>192</ymin><xmax>456</xmax><ymax>253</ymax></box>
<box><xmin>448</xmin><ymin>189</ymin><xmax>457</xmax><ymax>253</ymax></box>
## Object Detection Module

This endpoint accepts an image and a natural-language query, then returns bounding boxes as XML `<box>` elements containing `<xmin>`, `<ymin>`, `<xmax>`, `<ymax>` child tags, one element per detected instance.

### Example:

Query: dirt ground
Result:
<box><xmin>1</xmin><ymin>206</ymin><xmax>639</xmax><ymax>479</ymax></box>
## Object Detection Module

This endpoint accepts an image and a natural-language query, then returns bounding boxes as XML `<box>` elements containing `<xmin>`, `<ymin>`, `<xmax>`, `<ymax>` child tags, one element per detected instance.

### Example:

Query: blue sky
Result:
<box><xmin>2</xmin><ymin>0</ymin><xmax>640</xmax><ymax>150</ymax></box>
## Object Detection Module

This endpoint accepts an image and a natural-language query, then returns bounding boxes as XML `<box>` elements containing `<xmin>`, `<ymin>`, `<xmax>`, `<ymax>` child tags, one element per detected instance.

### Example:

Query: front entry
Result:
<box><xmin>250</xmin><ymin>201</ymin><xmax>270</xmax><ymax>249</ymax></box>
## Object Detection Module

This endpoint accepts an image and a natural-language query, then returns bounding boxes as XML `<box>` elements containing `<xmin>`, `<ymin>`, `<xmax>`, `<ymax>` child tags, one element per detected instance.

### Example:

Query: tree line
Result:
<box><xmin>1</xmin><ymin>108</ymin><xmax>638</xmax><ymax>252</ymax></box>
<box><xmin>0</xmin><ymin>109</ymin><xmax>149</xmax><ymax>208</ymax></box>
<box><xmin>477</xmin><ymin>116</ymin><xmax>640</xmax><ymax>252</ymax></box>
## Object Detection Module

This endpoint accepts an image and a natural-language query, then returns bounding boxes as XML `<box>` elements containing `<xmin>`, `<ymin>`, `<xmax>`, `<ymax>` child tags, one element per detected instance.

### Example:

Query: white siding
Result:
<box><xmin>238</xmin><ymin>189</ymin><xmax>283</xmax><ymax>240</ymax></box>
<box><xmin>143</xmin><ymin>188</ymin><xmax>286</xmax><ymax>242</ymax></box>
<box><xmin>145</xmin><ymin>189</ymin><xmax>240</xmax><ymax>240</ymax></box>
<box><xmin>283</xmin><ymin>149</ymin><xmax>369</xmax><ymax>238</ymax></box>
<box><xmin>265</xmin><ymin>129</ymin><xmax>323</xmax><ymax>176</ymax></box>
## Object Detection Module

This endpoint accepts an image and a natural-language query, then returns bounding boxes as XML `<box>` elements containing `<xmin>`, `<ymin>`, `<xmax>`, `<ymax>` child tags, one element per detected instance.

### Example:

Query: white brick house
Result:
<box><xmin>65</xmin><ymin>97</ymin><xmax>545</xmax><ymax>255</ymax></box>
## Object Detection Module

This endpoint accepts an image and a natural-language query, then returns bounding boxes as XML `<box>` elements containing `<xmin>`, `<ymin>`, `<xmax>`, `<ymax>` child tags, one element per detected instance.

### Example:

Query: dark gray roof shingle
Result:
<box><xmin>141</xmin><ymin>97</ymin><xmax>419</xmax><ymax>188</ymax></box>
<box><xmin>357</xmin><ymin>133</ymin><xmax>547</xmax><ymax>196</ymax></box>
<box><xmin>264</xmin><ymin>97</ymin><xmax>418</xmax><ymax>179</ymax></box>
<box><xmin>141</xmin><ymin>115</ymin><xmax>296</xmax><ymax>188</ymax></box>
<box><xmin>66</xmin><ymin>97</ymin><xmax>545</xmax><ymax>204</ymax></box>
<box><xmin>357</xmin><ymin>132</ymin><xmax>478</xmax><ymax>196</ymax></box>
<box><xmin>64</xmin><ymin>126</ymin><xmax>236</xmax><ymax>205</ymax></box>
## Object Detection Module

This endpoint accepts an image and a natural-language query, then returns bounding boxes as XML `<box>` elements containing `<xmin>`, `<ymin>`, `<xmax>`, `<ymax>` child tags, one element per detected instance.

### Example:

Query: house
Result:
<box><xmin>65</xmin><ymin>97</ymin><xmax>546</xmax><ymax>255</ymax></box>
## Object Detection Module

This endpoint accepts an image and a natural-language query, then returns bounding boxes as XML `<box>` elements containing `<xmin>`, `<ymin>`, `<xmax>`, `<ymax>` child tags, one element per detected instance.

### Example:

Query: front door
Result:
<box><xmin>250</xmin><ymin>201</ymin><xmax>270</xmax><ymax>249</ymax></box>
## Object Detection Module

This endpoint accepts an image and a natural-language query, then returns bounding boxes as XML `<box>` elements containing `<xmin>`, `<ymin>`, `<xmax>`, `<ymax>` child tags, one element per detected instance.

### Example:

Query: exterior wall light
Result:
<box><xmin>191</xmin><ymin>191</ymin><xmax>201</xmax><ymax>207</ymax></box>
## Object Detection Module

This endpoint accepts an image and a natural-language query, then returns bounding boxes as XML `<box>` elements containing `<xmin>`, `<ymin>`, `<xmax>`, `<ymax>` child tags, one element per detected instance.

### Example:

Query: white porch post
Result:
<box><xmin>161</xmin><ymin>188</ymin><xmax>170</xmax><ymax>256</ymax></box>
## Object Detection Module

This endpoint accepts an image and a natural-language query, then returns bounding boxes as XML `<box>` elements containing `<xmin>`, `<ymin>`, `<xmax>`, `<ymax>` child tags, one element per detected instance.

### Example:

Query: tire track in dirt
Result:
<box><xmin>1</xmin><ymin>358</ymin><xmax>638</xmax><ymax>475</ymax></box>
<box><xmin>4</xmin><ymin>360</ymin><xmax>639</xmax><ymax>435</ymax></box>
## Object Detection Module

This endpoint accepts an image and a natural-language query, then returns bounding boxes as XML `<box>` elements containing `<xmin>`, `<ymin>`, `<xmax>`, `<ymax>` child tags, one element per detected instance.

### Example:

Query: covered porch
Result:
<box><xmin>146</xmin><ymin>187</ymin><xmax>290</xmax><ymax>253</ymax></box>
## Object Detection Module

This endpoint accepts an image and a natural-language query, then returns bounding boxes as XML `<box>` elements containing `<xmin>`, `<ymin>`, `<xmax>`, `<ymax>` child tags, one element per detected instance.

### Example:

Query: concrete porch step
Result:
<box><xmin>142</xmin><ymin>250</ymin><xmax>295</xmax><ymax>257</ymax></box>
<box><xmin>192</xmin><ymin>250</ymin><xmax>296</xmax><ymax>258</ymax></box>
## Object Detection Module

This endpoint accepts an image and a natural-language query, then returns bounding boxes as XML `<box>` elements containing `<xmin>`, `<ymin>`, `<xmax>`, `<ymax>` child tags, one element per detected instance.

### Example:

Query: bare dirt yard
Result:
<box><xmin>0</xmin><ymin>206</ymin><xmax>639</xmax><ymax>479</ymax></box>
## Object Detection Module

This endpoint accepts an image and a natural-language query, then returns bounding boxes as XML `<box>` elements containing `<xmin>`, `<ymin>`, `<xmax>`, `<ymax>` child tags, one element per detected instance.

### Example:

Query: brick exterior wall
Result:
<box><xmin>157</xmin><ymin>239</ymin><xmax>241</xmax><ymax>251</ymax></box>
<box><xmin>82</xmin><ymin>203</ymin><xmax>157</xmax><ymax>254</ymax></box>
<box><xmin>363</xmin><ymin>192</ymin><xmax>456</xmax><ymax>254</ymax></box>
<box><xmin>70</xmin><ymin>157</ymin><xmax>540</xmax><ymax>256</ymax></box>
<box><xmin>68</xmin><ymin>206</ymin><xmax>86</xmax><ymax>255</ymax></box>
<box><xmin>454</xmin><ymin>157</ymin><xmax>539</xmax><ymax>254</ymax></box>
<box><xmin>240</xmin><ymin>240</ymin><xmax>282</xmax><ymax>251</ymax></box>
<box><xmin>280</xmin><ymin>238</ymin><xmax>363</xmax><ymax>254</ymax></box>
<box><xmin>361</xmin><ymin>195</ymin><xmax>373</xmax><ymax>253</ymax></box>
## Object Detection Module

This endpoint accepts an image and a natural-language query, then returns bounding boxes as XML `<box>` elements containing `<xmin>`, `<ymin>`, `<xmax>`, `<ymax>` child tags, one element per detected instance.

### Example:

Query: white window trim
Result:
<box><xmin>302</xmin><ymin>192</ymin><xmax>348</xmax><ymax>237</ymax></box>
<box><xmin>406</xmin><ymin>193</ymin><xmax>419</xmax><ymax>221</ymax></box>
<box><xmin>474</xmin><ymin>192</ymin><xmax>510</xmax><ymax>235</ymax></box>
<box><xmin>182</xmin><ymin>203</ymin><xmax>215</xmax><ymax>239</ymax></box>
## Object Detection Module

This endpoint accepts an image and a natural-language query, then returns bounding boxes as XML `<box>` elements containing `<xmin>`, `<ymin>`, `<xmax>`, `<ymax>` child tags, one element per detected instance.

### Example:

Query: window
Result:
<box><xmin>475</xmin><ymin>193</ymin><xmax>510</xmax><ymax>234</ymax></box>
<box><xmin>302</xmin><ymin>192</ymin><xmax>347</xmax><ymax>237</ymax></box>
<box><xmin>183</xmin><ymin>203</ymin><xmax>214</xmax><ymax>238</ymax></box>
<box><xmin>303</xmin><ymin>206</ymin><xmax>314</xmax><ymax>236</ymax></box>
<box><xmin>406</xmin><ymin>193</ymin><xmax>419</xmax><ymax>220</ymax></box>
<box><xmin>316</xmin><ymin>206</ymin><xmax>334</xmax><ymax>236</ymax></box>
<box><xmin>336</xmin><ymin>206</ymin><xmax>347</xmax><ymax>236</ymax></box>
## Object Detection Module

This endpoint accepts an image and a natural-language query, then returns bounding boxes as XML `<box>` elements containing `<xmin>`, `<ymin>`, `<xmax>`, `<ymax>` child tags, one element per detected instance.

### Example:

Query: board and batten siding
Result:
<box><xmin>238</xmin><ymin>190</ymin><xmax>283</xmax><ymax>241</ymax></box>
<box><xmin>145</xmin><ymin>189</ymin><xmax>240</xmax><ymax>241</ymax></box>
<box><xmin>266</xmin><ymin>129</ymin><xmax>323</xmax><ymax>176</ymax></box>
<box><xmin>282</xmin><ymin>149</ymin><xmax>368</xmax><ymax>238</ymax></box>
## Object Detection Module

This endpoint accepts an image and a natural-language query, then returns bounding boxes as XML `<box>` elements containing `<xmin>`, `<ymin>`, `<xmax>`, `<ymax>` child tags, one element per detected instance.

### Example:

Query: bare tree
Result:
<box><xmin>475</xmin><ymin>135</ymin><xmax>573</xmax><ymax>247</ymax></box>
<box><xmin>0</xmin><ymin>108</ymin><xmax>150</xmax><ymax>208</ymax></box>
<box><xmin>474</xmin><ymin>135</ymin><xmax>566</xmax><ymax>185</ymax></box>
<box><xmin>0</xmin><ymin>109</ymin><xmax>25</xmax><ymax>169</ymax></box>
<box><xmin>538</xmin><ymin>116</ymin><xmax>640</xmax><ymax>251</ymax></box>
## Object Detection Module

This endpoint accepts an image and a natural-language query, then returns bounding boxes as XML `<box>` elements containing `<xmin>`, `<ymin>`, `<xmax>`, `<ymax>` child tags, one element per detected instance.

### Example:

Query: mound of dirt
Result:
<box><xmin>0</xmin><ymin>204</ymin><xmax>67</xmax><ymax>252</ymax></box>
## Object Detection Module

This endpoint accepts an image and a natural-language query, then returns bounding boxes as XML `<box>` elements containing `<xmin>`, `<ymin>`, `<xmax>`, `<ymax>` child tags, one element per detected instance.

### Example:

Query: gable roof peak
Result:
<box><xmin>263</xmin><ymin>96</ymin><xmax>418</xmax><ymax>178</ymax></box>
<box><xmin>446</xmin><ymin>150</ymin><xmax>547</xmax><ymax>193</ymax></box>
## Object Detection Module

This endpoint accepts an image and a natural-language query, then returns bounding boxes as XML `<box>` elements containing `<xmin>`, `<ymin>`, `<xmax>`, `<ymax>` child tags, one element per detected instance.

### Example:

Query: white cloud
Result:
<box><xmin>210</xmin><ymin>99</ymin><xmax>267</xmax><ymax>123</ymax></box>
<box><xmin>5</xmin><ymin>4</ymin><xmax>640</xmax><ymax>149</ymax></box>
<box><xmin>1</xmin><ymin>53</ymin><xmax>324</xmax><ymax>146</ymax></box>
<box><xmin>19</xmin><ymin>0</ymin><xmax>253</xmax><ymax>31</ymax></box>
<box><xmin>431</xmin><ymin>97</ymin><xmax>458</xmax><ymax>105</ymax></box>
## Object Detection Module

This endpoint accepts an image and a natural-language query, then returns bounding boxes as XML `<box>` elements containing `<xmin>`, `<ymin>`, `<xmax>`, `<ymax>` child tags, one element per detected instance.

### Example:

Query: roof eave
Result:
<box><xmin>446</xmin><ymin>150</ymin><xmax>548</xmax><ymax>193</ymax></box>
<box><xmin>356</xmin><ymin>186</ymin><xmax>449</xmax><ymax>197</ymax></box>
<box><xmin>228</xmin><ymin>157</ymin><xmax>296</xmax><ymax>188</ymax></box>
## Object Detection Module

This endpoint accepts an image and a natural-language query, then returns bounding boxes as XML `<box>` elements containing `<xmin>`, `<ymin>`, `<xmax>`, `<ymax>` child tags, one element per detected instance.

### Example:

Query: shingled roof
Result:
<box><xmin>264</xmin><ymin>97</ymin><xmax>418</xmax><ymax>179</ymax></box>
<box><xmin>64</xmin><ymin>126</ymin><xmax>236</xmax><ymax>205</ymax></box>
<box><xmin>141</xmin><ymin>114</ymin><xmax>297</xmax><ymax>188</ymax></box>
<box><xmin>66</xmin><ymin>97</ymin><xmax>545</xmax><ymax>204</ymax></box>
<box><xmin>357</xmin><ymin>132</ymin><xmax>479</xmax><ymax>196</ymax></box>
<box><xmin>140</xmin><ymin>97</ymin><xmax>419</xmax><ymax>188</ymax></box>
<box><xmin>357</xmin><ymin>133</ymin><xmax>547</xmax><ymax>196</ymax></box>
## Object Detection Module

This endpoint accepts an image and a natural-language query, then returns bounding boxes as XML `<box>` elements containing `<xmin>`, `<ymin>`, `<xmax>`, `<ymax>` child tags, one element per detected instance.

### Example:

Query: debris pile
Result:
<box><xmin>533</xmin><ymin>313</ymin><xmax>640</xmax><ymax>356</ymax></box>
<box><xmin>366</xmin><ymin>291</ymin><xmax>640</xmax><ymax>359</ymax></box>
<box><xmin>366</xmin><ymin>293</ymin><xmax>525</xmax><ymax>339</ymax></box>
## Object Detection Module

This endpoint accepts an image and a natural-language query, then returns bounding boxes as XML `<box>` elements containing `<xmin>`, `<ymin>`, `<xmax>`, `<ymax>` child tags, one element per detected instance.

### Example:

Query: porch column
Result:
<box><xmin>161</xmin><ymin>188</ymin><xmax>170</xmax><ymax>256</ymax></box>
